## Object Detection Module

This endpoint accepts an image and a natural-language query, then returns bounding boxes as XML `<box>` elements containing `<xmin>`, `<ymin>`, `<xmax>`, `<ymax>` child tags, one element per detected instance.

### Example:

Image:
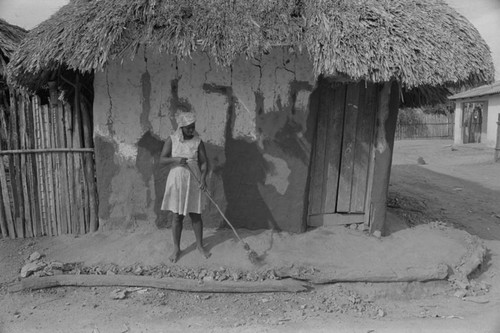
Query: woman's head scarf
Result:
<box><xmin>177</xmin><ymin>112</ymin><xmax>196</xmax><ymax>128</ymax></box>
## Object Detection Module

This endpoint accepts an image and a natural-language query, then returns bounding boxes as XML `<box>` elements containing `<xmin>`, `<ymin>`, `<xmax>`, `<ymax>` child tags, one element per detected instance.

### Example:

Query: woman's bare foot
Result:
<box><xmin>197</xmin><ymin>246</ymin><xmax>211</xmax><ymax>259</ymax></box>
<box><xmin>169</xmin><ymin>249</ymin><xmax>181</xmax><ymax>263</ymax></box>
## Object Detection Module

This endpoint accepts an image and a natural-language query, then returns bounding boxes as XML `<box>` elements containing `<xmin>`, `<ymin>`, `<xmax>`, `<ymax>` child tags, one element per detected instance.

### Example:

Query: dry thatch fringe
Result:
<box><xmin>0</xmin><ymin>19</ymin><xmax>27</xmax><ymax>81</ymax></box>
<box><xmin>7</xmin><ymin>0</ymin><xmax>495</xmax><ymax>92</ymax></box>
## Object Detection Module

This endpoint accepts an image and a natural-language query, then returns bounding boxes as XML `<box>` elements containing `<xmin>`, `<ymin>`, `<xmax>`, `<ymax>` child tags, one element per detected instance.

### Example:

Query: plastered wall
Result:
<box><xmin>93</xmin><ymin>47</ymin><xmax>317</xmax><ymax>232</ymax></box>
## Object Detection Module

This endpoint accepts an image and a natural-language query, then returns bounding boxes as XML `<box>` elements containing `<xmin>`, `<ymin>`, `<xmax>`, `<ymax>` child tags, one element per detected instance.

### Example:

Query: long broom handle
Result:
<box><xmin>184</xmin><ymin>163</ymin><xmax>245</xmax><ymax>245</ymax></box>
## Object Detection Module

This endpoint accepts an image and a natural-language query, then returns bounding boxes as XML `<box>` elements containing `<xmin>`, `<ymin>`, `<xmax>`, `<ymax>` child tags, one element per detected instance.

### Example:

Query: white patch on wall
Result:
<box><xmin>233</xmin><ymin>101</ymin><xmax>257</xmax><ymax>140</ymax></box>
<box><xmin>263</xmin><ymin>154</ymin><xmax>291</xmax><ymax>195</ymax></box>
<box><xmin>295</xmin><ymin>90</ymin><xmax>311</xmax><ymax>114</ymax></box>
<box><xmin>117</xmin><ymin>142</ymin><xmax>138</xmax><ymax>162</ymax></box>
<box><xmin>93</xmin><ymin>125</ymin><xmax>109</xmax><ymax>138</ymax></box>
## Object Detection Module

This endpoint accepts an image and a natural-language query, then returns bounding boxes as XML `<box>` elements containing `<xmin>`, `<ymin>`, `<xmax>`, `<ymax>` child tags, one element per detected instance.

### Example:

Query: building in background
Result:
<box><xmin>450</xmin><ymin>81</ymin><xmax>500</xmax><ymax>147</ymax></box>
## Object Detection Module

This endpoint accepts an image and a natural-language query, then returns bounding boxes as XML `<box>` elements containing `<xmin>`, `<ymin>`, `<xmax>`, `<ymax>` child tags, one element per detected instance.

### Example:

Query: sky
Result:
<box><xmin>0</xmin><ymin>0</ymin><xmax>499</xmax><ymax>79</ymax></box>
<box><xmin>0</xmin><ymin>0</ymin><xmax>68</xmax><ymax>29</ymax></box>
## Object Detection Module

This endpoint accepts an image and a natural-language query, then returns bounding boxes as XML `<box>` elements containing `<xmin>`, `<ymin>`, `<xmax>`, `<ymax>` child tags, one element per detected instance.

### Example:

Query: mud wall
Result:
<box><xmin>93</xmin><ymin>47</ymin><xmax>316</xmax><ymax>232</ymax></box>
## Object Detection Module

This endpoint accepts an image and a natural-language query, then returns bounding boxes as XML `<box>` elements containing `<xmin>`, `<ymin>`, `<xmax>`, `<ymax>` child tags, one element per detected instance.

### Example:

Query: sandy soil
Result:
<box><xmin>1</xmin><ymin>139</ymin><xmax>500</xmax><ymax>333</ymax></box>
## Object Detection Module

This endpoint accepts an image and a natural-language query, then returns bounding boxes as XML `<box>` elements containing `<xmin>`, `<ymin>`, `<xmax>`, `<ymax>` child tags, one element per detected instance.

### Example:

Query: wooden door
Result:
<box><xmin>307</xmin><ymin>81</ymin><xmax>377</xmax><ymax>227</ymax></box>
<box><xmin>462</xmin><ymin>105</ymin><xmax>482</xmax><ymax>143</ymax></box>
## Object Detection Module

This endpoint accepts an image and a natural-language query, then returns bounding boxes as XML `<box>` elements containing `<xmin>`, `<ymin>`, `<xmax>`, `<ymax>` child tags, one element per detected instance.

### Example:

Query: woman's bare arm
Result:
<box><xmin>159</xmin><ymin>137</ymin><xmax>185</xmax><ymax>166</ymax></box>
<box><xmin>198</xmin><ymin>140</ymin><xmax>209</xmax><ymax>190</ymax></box>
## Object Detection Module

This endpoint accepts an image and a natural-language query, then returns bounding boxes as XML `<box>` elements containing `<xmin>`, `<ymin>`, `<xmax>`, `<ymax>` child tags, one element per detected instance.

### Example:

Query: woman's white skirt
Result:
<box><xmin>161</xmin><ymin>163</ymin><xmax>202</xmax><ymax>215</ymax></box>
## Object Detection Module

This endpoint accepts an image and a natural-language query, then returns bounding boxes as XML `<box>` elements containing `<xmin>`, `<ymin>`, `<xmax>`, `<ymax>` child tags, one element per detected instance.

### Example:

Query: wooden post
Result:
<box><xmin>0</xmin><ymin>183</ymin><xmax>7</xmax><ymax>238</ymax></box>
<box><xmin>10</xmin><ymin>92</ymin><xmax>24</xmax><ymax>238</ymax></box>
<box><xmin>64</xmin><ymin>102</ymin><xmax>77</xmax><ymax>234</ymax></box>
<box><xmin>73</xmin><ymin>75</ymin><xmax>86</xmax><ymax>234</ymax></box>
<box><xmin>369</xmin><ymin>81</ymin><xmax>399</xmax><ymax>236</ymax></box>
<box><xmin>57</xmin><ymin>100</ymin><xmax>71</xmax><ymax>234</ymax></box>
<box><xmin>34</xmin><ymin>96</ymin><xmax>48</xmax><ymax>236</ymax></box>
<box><xmin>27</xmin><ymin>96</ymin><xmax>41</xmax><ymax>237</ymax></box>
<box><xmin>454</xmin><ymin>102</ymin><xmax>463</xmax><ymax>145</ymax></box>
<box><xmin>495</xmin><ymin>114</ymin><xmax>500</xmax><ymax>163</ymax></box>
<box><xmin>18</xmin><ymin>94</ymin><xmax>33</xmax><ymax>238</ymax></box>
<box><xmin>0</xmin><ymin>105</ymin><xmax>12</xmax><ymax>238</ymax></box>
<box><xmin>81</xmin><ymin>99</ymin><xmax>98</xmax><ymax>232</ymax></box>
<box><xmin>42</xmin><ymin>104</ymin><xmax>56</xmax><ymax>236</ymax></box>
<box><xmin>0</xmin><ymin>156</ymin><xmax>14</xmax><ymax>238</ymax></box>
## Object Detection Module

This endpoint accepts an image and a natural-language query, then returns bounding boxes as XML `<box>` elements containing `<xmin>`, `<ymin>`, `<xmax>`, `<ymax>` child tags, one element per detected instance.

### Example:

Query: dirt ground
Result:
<box><xmin>1</xmin><ymin>139</ymin><xmax>500</xmax><ymax>333</ymax></box>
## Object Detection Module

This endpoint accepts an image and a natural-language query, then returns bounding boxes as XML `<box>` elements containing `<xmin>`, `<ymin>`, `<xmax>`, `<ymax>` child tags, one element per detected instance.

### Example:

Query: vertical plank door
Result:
<box><xmin>307</xmin><ymin>81</ymin><xmax>376</xmax><ymax>227</ymax></box>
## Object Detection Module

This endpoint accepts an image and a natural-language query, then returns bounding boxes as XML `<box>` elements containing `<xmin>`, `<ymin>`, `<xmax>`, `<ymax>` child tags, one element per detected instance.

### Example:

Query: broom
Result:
<box><xmin>185</xmin><ymin>163</ymin><xmax>260</xmax><ymax>264</ymax></box>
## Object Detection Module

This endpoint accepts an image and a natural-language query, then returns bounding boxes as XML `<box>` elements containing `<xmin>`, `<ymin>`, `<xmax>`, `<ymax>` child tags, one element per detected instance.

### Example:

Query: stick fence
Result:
<box><xmin>0</xmin><ymin>90</ymin><xmax>97</xmax><ymax>239</ymax></box>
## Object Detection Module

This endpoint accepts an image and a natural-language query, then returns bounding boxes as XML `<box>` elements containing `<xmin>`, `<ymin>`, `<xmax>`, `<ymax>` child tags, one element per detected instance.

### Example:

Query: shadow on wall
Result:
<box><xmin>136</xmin><ymin>131</ymin><xmax>166</xmax><ymax>227</ymax></box>
<box><xmin>201</xmin><ymin>83</ymin><xmax>280</xmax><ymax>231</ymax></box>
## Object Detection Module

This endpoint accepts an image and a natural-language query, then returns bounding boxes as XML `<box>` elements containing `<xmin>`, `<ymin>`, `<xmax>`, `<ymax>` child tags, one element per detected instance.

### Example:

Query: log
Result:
<box><xmin>277</xmin><ymin>264</ymin><xmax>449</xmax><ymax>284</ymax></box>
<box><xmin>8</xmin><ymin>275</ymin><xmax>308</xmax><ymax>294</ymax></box>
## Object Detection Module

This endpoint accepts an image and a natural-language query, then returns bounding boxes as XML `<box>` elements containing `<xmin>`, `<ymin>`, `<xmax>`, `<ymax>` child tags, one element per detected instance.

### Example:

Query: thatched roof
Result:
<box><xmin>7</xmin><ymin>0</ymin><xmax>495</xmax><ymax>92</ymax></box>
<box><xmin>0</xmin><ymin>19</ymin><xmax>27</xmax><ymax>79</ymax></box>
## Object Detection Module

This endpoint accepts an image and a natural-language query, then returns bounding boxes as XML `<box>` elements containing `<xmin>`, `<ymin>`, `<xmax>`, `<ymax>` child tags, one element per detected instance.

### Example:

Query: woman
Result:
<box><xmin>160</xmin><ymin>111</ymin><xmax>211</xmax><ymax>263</ymax></box>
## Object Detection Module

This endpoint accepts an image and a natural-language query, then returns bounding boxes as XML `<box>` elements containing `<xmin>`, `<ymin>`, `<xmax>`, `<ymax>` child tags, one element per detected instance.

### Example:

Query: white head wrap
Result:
<box><xmin>177</xmin><ymin>111</ymin><xmax>196</xmax><ymax>128</ymax></box>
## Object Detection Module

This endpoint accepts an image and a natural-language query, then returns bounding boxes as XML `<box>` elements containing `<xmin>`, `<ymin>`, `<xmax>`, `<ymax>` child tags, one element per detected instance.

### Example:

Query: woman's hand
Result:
<box><xmin>178</xmin><ymin>157</ymin><xmax>188</xmax><ymax>166</ymax></box>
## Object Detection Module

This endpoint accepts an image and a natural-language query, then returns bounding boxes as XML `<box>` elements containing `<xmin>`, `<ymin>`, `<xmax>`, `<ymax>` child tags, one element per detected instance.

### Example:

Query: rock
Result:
<box><xmin>106</xmin><ymin>270</ymin><xmax>116</xmax><ymax>275</ymax></box>
<box><xmin>417</xmin><ymin>157</ymin><xmax>426</xmax><ymax>165</ymax></box>
<box><xmin>373</xmin><ymin>230</ymin><xmax>382</xmax><ymax>239</ymax></box>
<box><xmin>110</xmin><ymin>289</ymin><xmax>127</xmax><ymax>300</ymax></box>
<box><xmin>28</xmin><ymin>251</ymin><xmax>42</xmax><ymax>262</ymax></box>
<box><xmin>377</xmin><ymin>309</ymin><xmax>386</xmax><ymax>317</ymax></box>
<box><xmin>20</xmin><ymin>261</ymin><xmax>47</xmax><ymax>278</ymax></box>
<box><xmin>203</xmin><ymin>276</ymin><xmax>214</xmax><ymax>282</ymax></box>
<box><xmin>199</xmin><ymin>269</ymin><xmax>207</xmax><ymax>278</ymax></box>
<box><xmin>51</xmin><ymin>269</ymin><xmax>64</xmax><ymax>276</ymax></box>
<box><xmin>349</xmin><ymin>224</ymin><xmax>357</xmax><ymax>230</ymax></box>
<box><xmin>454</xmin><ymin>290</ymin><xmax>467</xmax><ymax>298</ymax></box>
<box><xmin>48</xmin><ymin>261</ymin><xmax>64</xmax><ymax>270</ymax></box>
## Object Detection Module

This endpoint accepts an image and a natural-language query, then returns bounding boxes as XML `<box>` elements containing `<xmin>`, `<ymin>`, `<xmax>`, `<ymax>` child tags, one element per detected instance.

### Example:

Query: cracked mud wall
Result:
<box><xmin>93</xmin><ymin>47</ymin><xmax>315</xmax><ymax>232</ymax></box>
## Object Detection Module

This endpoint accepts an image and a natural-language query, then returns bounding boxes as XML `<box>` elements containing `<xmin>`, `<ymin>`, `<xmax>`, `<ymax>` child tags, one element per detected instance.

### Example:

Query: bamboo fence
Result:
<box><xmin>0</xmin><ymin>89</ymin><xmax>97</xmax><ymax>239</ymax></box>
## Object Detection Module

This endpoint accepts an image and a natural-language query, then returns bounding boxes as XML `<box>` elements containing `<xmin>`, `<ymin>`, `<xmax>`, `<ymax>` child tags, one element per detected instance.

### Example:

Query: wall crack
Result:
<box><xmin>105</xmin><ymin>67</ymin><xmax>115</xmax><ymax>137</ymax></box>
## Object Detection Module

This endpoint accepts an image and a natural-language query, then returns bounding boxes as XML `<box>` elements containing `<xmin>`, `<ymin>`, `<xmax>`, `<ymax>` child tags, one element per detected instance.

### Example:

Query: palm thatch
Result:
<box><xmin>0</xmin><ymin>19</ymin><xmax>27</xmax><ymax>84</ymax></box>
<box><xmin>7</xmin><ymin>0</ymin><xmax>495</xmax><ymax>92</ymax></box>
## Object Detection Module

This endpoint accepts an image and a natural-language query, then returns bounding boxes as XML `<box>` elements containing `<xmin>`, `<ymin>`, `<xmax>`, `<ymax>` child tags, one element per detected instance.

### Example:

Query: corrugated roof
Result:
<box><xmin>449</xmin><ymin>81</ymin><xmax>500</xmax><ymax>100</ymax></box>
